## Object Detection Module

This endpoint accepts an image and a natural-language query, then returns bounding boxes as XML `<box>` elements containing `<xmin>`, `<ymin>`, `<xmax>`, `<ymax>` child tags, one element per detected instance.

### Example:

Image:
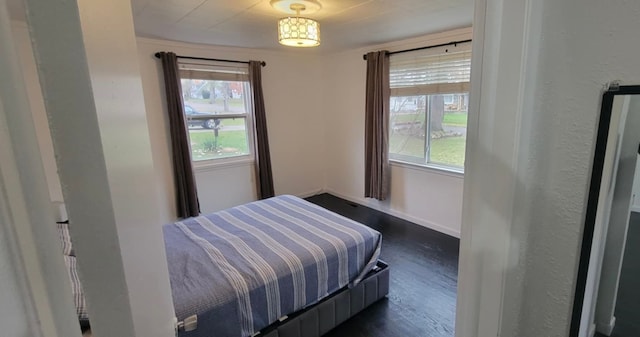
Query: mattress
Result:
<box><xmin>163</xmin><ymin>195</ymin><xmax>382</xmax><ymax>337</ymax></box>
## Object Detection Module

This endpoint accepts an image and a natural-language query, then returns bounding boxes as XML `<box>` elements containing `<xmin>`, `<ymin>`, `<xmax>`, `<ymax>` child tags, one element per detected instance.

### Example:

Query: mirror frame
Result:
<box><xmin>570</xmin><ymin>85</ymin><xmax>640</xmax><ymax>336</ymax></box>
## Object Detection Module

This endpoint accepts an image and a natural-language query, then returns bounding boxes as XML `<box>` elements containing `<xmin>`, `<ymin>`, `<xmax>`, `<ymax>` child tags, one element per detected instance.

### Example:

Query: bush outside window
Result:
<box><xmin>179</xmin><ymin>61</ymin><xmax>253</xmax><ymax>163</ymax></box>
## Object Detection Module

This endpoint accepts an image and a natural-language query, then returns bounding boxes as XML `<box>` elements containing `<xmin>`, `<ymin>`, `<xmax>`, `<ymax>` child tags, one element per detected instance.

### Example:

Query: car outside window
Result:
<box><xmin>179</xmin><ymin>62</ymin><xmax>253</xmax><ymax>163</ymax></box>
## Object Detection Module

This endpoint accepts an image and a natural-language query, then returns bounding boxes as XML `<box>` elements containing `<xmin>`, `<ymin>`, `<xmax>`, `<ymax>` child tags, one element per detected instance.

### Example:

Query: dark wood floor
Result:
<box><xmin>306</xmin><ymin>193</ymin><xmax>460</xmax><ymax>337</ymax></box>
<box><xmin>596</xmin><ymin>212</ymin><xmax>640</xmax><ymax>337</ymax></box>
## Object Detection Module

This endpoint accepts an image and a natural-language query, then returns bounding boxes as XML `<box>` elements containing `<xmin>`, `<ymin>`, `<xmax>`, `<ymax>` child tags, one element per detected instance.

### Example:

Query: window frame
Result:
<box><xmin>177</xmin><ymin>61</ymin><xmax>256</xmax><ymax>170</ymax></box>
<box><xmin>388</xmin><ymin>43</ymin><xmax>471</xmax><ymax>174</ymax></box>
<box><xmin>389</xmin><ymin>158</ymin><xmax>464</xmax><ymax>178</ymax></box>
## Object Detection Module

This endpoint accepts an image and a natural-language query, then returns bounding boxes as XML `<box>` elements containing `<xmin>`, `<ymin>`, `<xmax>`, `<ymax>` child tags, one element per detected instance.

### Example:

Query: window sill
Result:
<box><xmin>193</xmin><ymin>156</ymin><xmax>254</xmax><ymax>173</ymax></box>
<box><xmin>389</xmin><ymin>159</ymin><xmax>464</xmax><ymax>178</ymax></box>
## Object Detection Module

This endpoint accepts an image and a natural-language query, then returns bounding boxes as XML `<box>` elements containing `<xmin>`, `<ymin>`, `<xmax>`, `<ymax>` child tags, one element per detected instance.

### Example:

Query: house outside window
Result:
<box><xmin>389</xmin><ymin>42</ymin><xmax>471</xmax><ymax>172</ymax></box>
<box><xmin>179</xmin><ymin>61</ymin><xmax>254</xmax><ymax>164</ymax></box>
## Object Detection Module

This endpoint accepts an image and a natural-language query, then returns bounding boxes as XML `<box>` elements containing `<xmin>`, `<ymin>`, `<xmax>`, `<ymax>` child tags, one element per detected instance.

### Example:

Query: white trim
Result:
<box><xmin>390</xmin><ymin>159</ymin><xmax>464</xmax><ymax>178</ymax></box>
<box><xmin>137</xmin><ymin>36</ymin><xmax>297</xmax><ymax>58</ymax></box>
<box><xmin>193</xmin><ymin>156</ymin><xmax>254</xmax><ymax>172</ymax></box>
<box><xmin>25</xmin><ymin>0</ymin><xmax>177</xmax><ymax>335</ymax></box>
<box><xmin>0</xmin><ymin>4</ymin><xmax>82</xmax><ymax>335</ymax></box>
<box><xmin>324</xmin><ymin>188</ymin><xmax>461</xmax><ymax>238</ymax></box>
<box><xmin>188</xmin><ymin>113</ymin><xmax>249</xmax><ymax>119</ymax></box>
<box><xmin>588</xmin><ymin>323</ymin><xmax>597</xmax><ymax>337</ymax></box>
<box><xmin>0</xmin><ymin>93</ymin><xmax>45</xmax><ymax>337</ymax></box>
<box><xmin>294</xmin><ymin>188</ymin><xmax>325</xmax><ymax>199</ymax></box>
<box><xmin>137</xmin><ymin>27</ymin><xmax>473</xmax><ymax>58</ymax></box>
<box><xmin>455</xmin><ymin>1</ymin><xmax>489</xmax><ymax>336</ymax></box>
<box><xmin>596</xmin><ymin>316</ymin><xmax>615</xmax><ymax>336</ymax></box>
<box><xmin>631</xmin><ymin>205</ymin><xmax>640</xmax><ymax>213</ymax></box>
<box><xmin>187</xmin><ymin>99</ymin><xmax>255</xmax><ymax>168</ymax></box>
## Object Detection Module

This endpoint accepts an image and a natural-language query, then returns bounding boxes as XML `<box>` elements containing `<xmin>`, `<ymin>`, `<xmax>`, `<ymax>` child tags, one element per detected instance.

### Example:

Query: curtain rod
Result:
<box><xmin>362</xmin><ymin>39</ymin><xmax>472</xmax><ymax>60</ymax></box>
<box><xmin>154</xmin><ymin>52</ymin><xmax>266</xmax><ymax>67</ymax></box>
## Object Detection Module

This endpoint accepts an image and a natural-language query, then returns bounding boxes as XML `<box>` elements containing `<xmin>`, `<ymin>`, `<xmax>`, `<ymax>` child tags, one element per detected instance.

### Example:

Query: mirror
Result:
<box><xmin>572</xmin><ymin>85</ymin><xmax>640</xmax><ymax>337</ymax></box>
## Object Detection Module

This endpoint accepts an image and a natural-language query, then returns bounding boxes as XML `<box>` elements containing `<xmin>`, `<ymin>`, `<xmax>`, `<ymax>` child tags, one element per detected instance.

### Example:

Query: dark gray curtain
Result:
<box><xmin>249</xmin><ymin>61</ymin><xmax>275</xmax><ymax>199</ymax></box>
<box><xmin>157</xmin><ymin>52</ymin><xmax>200</xmax><ymax>218</ymax></box>
<box><xmin>364</xmin><ymin>51</ymin><xmax>390</xmax><ymax>201</ymax></box>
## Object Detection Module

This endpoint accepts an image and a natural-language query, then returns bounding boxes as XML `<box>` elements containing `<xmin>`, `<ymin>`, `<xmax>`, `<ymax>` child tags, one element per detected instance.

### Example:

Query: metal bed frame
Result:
<box><xmin>257</xmin><ymin>260</ymin><xmax>390</xmax><ymax>337</ymax></box>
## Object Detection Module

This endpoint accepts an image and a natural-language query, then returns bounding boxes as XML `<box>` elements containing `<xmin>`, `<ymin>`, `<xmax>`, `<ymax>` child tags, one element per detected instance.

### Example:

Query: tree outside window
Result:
<box><xmin>178</xmin><ymin>62</ymin><xmax>254</xmax><ymax>163</ymax></box>
<box><xmin>388</xmin><ymin>43</ymin><xmax>471</xmax><ymax>172</ymax></box>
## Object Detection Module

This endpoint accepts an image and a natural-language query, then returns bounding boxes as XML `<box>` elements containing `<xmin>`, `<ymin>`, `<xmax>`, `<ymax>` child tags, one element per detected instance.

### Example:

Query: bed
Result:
<box><xmin>60</xmin><ymin>195</ymin><xmax>389</xmax><ymax>337</ymax></box>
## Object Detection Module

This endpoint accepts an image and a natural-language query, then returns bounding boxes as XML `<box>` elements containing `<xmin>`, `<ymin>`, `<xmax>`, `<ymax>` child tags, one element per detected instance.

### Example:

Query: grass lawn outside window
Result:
<box><xmin>390</xmin><ymin>110</ymin><xmax>467</xmax><ymax>169</ymax></box>
<box><xmin>188</xmin><ymin>128</ymin><xmax>249</xmax><ymax>161</ymax></box>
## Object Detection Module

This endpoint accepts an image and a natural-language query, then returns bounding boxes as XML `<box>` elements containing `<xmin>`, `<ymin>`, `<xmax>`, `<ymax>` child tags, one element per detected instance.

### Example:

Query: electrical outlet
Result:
<box><xmin>173</xmin><ymin>317</ymin><xmax>179</xmax><ymax>337</ymax></box>
<box><xmin>184</xmin><ymin>315</ymin><xmax>198</xmax><ymax>332</ymax></box>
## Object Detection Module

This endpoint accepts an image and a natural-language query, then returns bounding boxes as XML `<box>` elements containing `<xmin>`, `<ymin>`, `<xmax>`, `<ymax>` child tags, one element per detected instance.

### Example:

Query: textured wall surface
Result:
<box><xmin>507</xmin><ymin>0</ymin><xmax>640</xmax><ymax>336</ymax></box>
<box><xmin>458</xmin><ymin>0</ymin><xmax>640</xmax><ymax>336</ymax></box>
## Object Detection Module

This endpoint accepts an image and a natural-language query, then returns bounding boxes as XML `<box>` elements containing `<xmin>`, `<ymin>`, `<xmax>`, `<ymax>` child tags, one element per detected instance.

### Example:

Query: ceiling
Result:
<box><xmin>7</xmin><ymin>0</ymin><xmax>474</xmax><ymax>52</ymax></box>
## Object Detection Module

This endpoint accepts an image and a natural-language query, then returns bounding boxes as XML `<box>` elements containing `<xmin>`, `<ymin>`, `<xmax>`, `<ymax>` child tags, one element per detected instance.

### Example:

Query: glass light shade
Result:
<box><xmin>278</xmin><ymin>17</ymin><xmax>320</xmax><ymax>47</ymax></box>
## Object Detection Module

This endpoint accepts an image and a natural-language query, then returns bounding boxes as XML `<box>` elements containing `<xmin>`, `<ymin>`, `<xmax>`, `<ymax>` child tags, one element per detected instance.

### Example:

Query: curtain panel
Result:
<box><xmin>364</xmin><ymin>51</ymin><xmax>390</xmax><ymax>201</ymax></box>
<box><xmin>249</xmin><ymin>61</ymin><xmax>275</xmax><ymax>199</ymax></box>
<box><xmin>157</xmin><ymin>52</ymin><xmax>200</xmax><ymax>218</ymax></box>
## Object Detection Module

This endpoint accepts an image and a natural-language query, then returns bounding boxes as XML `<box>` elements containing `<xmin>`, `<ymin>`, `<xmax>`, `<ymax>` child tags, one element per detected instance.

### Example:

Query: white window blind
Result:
<box><xmin>179</xmin><ymin>61</ymin><xmax>248</xmax><ymax>81</ymax></box>
<box><xmin>390</xmin><ymin>43</ymin><xmax>472</xmax><ymax>96</ymax></box>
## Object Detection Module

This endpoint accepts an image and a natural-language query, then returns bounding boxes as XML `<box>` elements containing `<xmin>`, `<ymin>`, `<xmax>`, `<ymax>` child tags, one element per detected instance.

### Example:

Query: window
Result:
<box><xmin>389</xmin><ymin>43</ymin><xmax>471</xmax><ymax>172</ymax></box>
<box><xmin>179</xmin><ymin>61</ymin><xmax>253</xmax><ymax>163</ymax></box>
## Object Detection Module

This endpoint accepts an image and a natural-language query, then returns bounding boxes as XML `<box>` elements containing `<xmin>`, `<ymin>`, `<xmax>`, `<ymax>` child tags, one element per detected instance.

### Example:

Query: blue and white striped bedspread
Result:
<box><xmin>163</xmin><ymin>195</ymin><xmax>382</xmax><ymax>337</ymax></box>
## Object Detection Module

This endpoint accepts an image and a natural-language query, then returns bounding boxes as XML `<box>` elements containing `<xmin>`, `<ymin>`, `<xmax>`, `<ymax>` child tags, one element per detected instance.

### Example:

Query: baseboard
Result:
<box><xmin>589</xmin><ymin>322</ymin><xmax>597</xmax><ymax>337</ymax></box>
<box><xmin>323</xmin><ymin>188</ymin><xmax>460</xmax><ymax>238</ymax></box>
<box><xmin>294</xmin><ymin>188</ymin><xmax>325</xmax><ymax>199</ymax></box>
<box><xmin>631</xmin><ymin>205</ymin><xmax>640</xmax><ymax>213</ymax></box>
<box><xmin>596</xmin><ymin>316</ymin><xmax>616</xmax><ymax>336</ymax></box>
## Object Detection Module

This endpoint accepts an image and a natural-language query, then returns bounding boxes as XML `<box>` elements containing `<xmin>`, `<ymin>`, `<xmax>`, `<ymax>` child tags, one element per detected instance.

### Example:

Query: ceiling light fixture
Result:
<box><xmin>271</xmin><ymin>0</ymin><xmax>321</xmax><ymax>47</ymax></box>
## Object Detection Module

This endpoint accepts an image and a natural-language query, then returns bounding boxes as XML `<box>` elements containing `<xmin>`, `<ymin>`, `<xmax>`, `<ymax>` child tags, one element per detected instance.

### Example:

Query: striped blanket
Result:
<box><xmin>164</xmin><ymin>195</ymin><xmax>382</xmax><ymax>337</ymax></box>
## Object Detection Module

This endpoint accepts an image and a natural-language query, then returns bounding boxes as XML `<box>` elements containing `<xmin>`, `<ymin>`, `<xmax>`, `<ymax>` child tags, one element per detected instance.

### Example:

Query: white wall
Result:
<box><xmin>458</xmin><ymin>0</ymin><xmax>640</xmax><ymax>336</ymax></box>
<box><xmin>12</xmin><ymin>0</ymin><xmax>640</xmax><ymax>335</ymax></box>
<box><xmin>9</xmin><ymin>31</ymin><xmax>328</xmax><ymax>223</ymax></box>
<box><xmin>7</xmin><ymin>9</ymin><xmax>468</xmax><ymax>336</ymax></box>
<box><xmin>0</xmin><ymin>225</ymin><xmax>33</xmax><ymax>337</ymax></box>
<box><xmin>10</xmin><ymin>22</ymin><xmax>63</xmax><ymax>204</ymax></box>
<box><xmin>24</xmin><ymin>0</ymin><xmax>176</xmax><ymax>335</ymax></box>
<box><xmin>15</xmin><ymin>21</ymin><xmax>466</xmax><ymax>234</ymax></box>
<box><xmin>322</xmin><ymin>28</ymin><xmax>471</xmax><ymax>238</ymax></box>
<box><xmin>136</xmin><ymin>38</ymin><xmax>326</xmax><ymax>222</ymax></box>
<box><xmin>194</xmin><ymin>163</ymin><xmax>257</xmax><ymax>214</ymax></box>
<box><xmin>1</xmin><ymin>2</ymin><xmax>83</xmax><ymax>335</ymax></box>
<box><xmin>0</xmin><ymin>54</ymin><xmax>42</xmax><ymax>337</ymax></box>
<box><xmin>512</xmin><ymin>0</ymin><xmax>640</xmax><ymax>333</ymax></box>
<box><xmin>533</xmin><ymin>1</ymin><xmax>640</xmax><ymax>332</ymax></box>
